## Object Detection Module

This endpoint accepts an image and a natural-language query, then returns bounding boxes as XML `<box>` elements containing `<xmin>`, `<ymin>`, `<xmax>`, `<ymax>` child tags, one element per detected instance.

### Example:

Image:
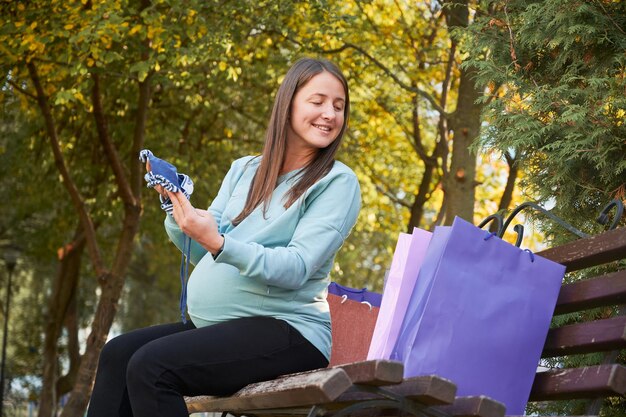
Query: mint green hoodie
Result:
<box><xmin>164</xmin><ymin>156</ymin><xmax>361</xmax><ymax>359</ymax></box>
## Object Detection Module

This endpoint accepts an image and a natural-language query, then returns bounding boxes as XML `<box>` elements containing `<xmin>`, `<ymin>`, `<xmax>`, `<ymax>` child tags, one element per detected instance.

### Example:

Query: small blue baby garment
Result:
<box><xmin>139</xmin><ymin>149</ymin><xmax>194</xmax><ymax>323</ymax></box>
<box><xmin>139</xmin><ymin>149</ymin><xmax>194</xmax><ymax>214</ymax></box>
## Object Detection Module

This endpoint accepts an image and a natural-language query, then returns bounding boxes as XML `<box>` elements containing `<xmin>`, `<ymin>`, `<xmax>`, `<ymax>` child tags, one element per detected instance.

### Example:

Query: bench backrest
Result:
<box><xmin>529</xmin><ymin>226</ymin><xmax>626</xmax><ymax>415</ymax></box>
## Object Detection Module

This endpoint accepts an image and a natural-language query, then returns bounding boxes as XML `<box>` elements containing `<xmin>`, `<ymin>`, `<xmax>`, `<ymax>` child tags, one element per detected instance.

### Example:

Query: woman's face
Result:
<box><xmin>286</xmin><ymin>71</ymin><xmax>346</xmax><ymax>155</ymax></box>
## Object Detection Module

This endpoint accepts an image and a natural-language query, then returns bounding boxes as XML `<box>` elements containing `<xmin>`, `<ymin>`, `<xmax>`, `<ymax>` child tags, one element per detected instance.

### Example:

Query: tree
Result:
<box><xmin>466</xmin><ymin>1</ymin><xmax>626</xmax><ymax>415</ymax></box>
<box><xmin>467</xmin><ymin>0</ymin><xmax>626</xmax><ymax>233</ymax></box>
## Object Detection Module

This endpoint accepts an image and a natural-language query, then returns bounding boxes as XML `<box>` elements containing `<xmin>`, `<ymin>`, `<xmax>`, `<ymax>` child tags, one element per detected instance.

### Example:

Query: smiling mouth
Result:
<box><xmin>312</xmin><ymin>124</ymin><xmax>332</xmax><ymax>132</ymax></box>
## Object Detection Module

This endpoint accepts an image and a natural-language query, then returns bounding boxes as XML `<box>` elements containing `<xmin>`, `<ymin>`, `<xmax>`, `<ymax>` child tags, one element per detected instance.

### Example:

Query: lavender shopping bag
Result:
<box><xmin>391</xmin><ymin>217</ymin><xmax>565</xmax><ymax>414</ymax></box>
<box><xmin>367</xmin><ymin>228</ymin><xmax>432</xmax><ymax>360</ymax></box>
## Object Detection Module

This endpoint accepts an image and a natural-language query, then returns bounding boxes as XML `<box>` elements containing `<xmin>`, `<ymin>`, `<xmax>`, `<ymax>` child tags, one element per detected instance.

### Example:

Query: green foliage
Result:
<box><xmin>467</xmin><ymin>0</ymin><xmax>626</xmax><ymax>235</ymax></box>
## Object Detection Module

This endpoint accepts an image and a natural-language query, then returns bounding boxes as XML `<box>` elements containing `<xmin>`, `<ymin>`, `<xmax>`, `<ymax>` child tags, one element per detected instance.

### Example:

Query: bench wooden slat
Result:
<box><xmin>185</xmin><ymin>368</ymin><xmax>352</xmax><ymax>413</ymax></box>
<box><xmin>529</xmin><ymin>364</ymin><xmax>626</xmax><ymax>401</ymax></box>
<box><xmin>331</xmin><ymin>375</ymin><xmax>456</xmax><ymax>407</ymax></box>
<box><xmin>434</xmin><ymin>395</ymin><xmax>506</xmax><ymax>417</ymax></box>
<box><xmin>542</xmin><ymin>316</ymin><xmax>626</xmax><ymax>357</ymax></box>
<box><xmin>333</xmin><ymin>360</ymin><xmax>404</xmax><ymax>386</ymax></box>
<box><xmin>538</xmin><ymin>227</ymin><xmax>626</xmax><ymax>272</ymax></box>
<box><xmin>189</xmin><ymin>407</ymin><xmax>314</xmax><ymax>417</ymax></box>
<box><xmin>553</xmin><ymin>270</ymin><xmax>626</xmax><ymax>315</ymax></box>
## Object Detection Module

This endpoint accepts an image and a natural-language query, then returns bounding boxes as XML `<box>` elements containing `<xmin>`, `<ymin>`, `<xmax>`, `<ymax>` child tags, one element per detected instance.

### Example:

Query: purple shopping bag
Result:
<box><xmin>367</xmin><ymin>228</ymin><xmax>432</xmax><ymax>360</ymax></box>
<box><xmin>391</xmin><ymin>217</ymin><xmax>565</xmax><ymax>415</ymax></box>
<box><xmin>327</xmin><ymin>282</ymin><xmax>382</xmax><ymax>307</ymax></box>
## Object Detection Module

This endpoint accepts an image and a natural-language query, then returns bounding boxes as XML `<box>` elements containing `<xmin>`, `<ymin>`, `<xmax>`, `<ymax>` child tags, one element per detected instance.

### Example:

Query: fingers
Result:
<box><xmin>155</xmin><ymin>184</ymin><xmax>166</xmax><ymax>197</ymax></box>
<box><xmin>167</xmin><ymin>190</ymin><xmax>184</xmax><ymax>225</ymax></box>
<box><xmin>167</xmin><ymin>194</ymin><xmax>218</xmax><ymax>246</ymax></box>
<box><xmin>145</xmin><ymin>160</ymin><xmax>167</xmax><ymax>197</ymax></box>
<box><xmin>167</xmin><ymin>191</ymin><xmax>205</xmax><ymax>236</ymax></box>
<box><xmin>166</xmin><ymin>190</ymin><xmax>184</xmax><ymax>206</ymax></box>
<box><xmin>166</xmin><ymin>190</ymin><xmax>195</xmax><ymax>218</ymax></box>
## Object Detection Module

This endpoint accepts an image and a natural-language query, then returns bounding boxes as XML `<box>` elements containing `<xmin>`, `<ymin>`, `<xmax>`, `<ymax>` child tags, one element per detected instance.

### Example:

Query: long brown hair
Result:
<box><xmin>232</xmin><ymin>58</ymin><xmax>350</xmax><ymax>225</ymax></box>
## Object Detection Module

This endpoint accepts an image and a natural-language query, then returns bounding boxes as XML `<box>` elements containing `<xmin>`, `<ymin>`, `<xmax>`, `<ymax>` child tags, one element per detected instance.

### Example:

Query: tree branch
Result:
<box><xmin>431</xmin><ymin>189</ymin><xmax>448</xmax><ymax>230</ymax></box>
<box><xmin>27</xmin><ymin>61</ymin><xmax>106</xmax><ymax>278</ymax></box>
<box><xmin>354</xmin><ymin>0</ymin><xmax>413</xmax><ymax>77</ymax></box>
<box><xmin>484</xmin><ymin>82</ymin><xmax>503</xmax><ymax>106</ymax></box>
<box><xmin>216</xmin><ymin>96</ymin><xmax>266</xmax><ymax>128</ymax></box>
<box><xmin>7</xmin><ymin>79</ymin><xmax>37</xmax><ymax>100</ymax></box>
<box><xmin>593</xmin><ymin>0</ymin><xmax>626</xmax><ymax>35</ymax></box>
<box><xmin>91</xmin><ymin>74</ymin><xmax>137</xmax><ymax>206</ymax></box>
<box><xmin>355</xmin><ymin>149</ymin><xmax>411</xmax><ymax>209</ymax></box>
<box><xmin>425</xmin><ymin>8</ymin><xmax>445</xmax><ymax>48</ymax></box>
<box><xmin>355</xmin><ymin>0</ymin><xmax>383</xmax><ymax>37</ymax></box>
<box><xmin>440</xmin><ymin>41</ymin><xmax>457</xmax><ymax>109</ymax></box>
<box><xmin>374</xmin><ymin>182</ymin><xmax>412</xmax><ymax>208</ymax></box>
<box><xmin>130</xmin><ymin>74</ymin><xmax>152</xmax><ymax>198</ymax></box>
<box><xmin>264</xmin><ymin>28</ymin><xmax>450</xmax><ymax>117</ymax></box>
<box><xmin>340</xmin><ymin>42</ymin><xmax>449</xmax><ymax>116</ymax></box>
<box><xmin>411</xmin><ymin>91</ymin><xmax>437</xmax><ymax>164</ymax></box>
<box><xmin>178</xmin><ymin>107</ymin><xmax>202</xmax><ymax>152</ymax></box>
<box><xmin>392</xmin><ymin>0</ymin><xmax>418</xmax><ymax>53</ymax></box>
<box><xmin>498</xmin><ymin>150</ymin><xmax>519</xmax><ymax>212</ymax></box>
<box><xmin>373</xmin><ymin>97</ymin><xmax>412</xmax><ymax>142</ymax></box>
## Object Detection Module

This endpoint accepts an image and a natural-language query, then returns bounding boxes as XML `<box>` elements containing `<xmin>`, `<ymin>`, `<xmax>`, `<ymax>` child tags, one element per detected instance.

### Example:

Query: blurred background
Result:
<box><xmin>0</xmin><ymin>0</ymin><xmax>624</xmax><ymax>416</ymax></box>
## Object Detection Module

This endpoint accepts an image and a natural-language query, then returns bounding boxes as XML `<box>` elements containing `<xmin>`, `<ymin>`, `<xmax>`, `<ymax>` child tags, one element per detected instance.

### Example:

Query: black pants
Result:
<box><xmin>86</xmin><ymin>316</ymin><xmax>328</xmax><ymax>417</ymax></box>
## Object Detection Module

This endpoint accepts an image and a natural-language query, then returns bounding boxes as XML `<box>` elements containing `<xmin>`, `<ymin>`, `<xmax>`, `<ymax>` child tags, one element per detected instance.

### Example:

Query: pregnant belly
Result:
<box><xmin>185</xmin><ymin>258</ymin><xmax>268</xmax><ymax>325</ymax></box>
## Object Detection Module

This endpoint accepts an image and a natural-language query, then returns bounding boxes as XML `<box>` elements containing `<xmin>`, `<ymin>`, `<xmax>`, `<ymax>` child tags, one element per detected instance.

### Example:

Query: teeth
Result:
<box><xmin>313</xmin><ymin>124</ymin><xmax>331</xmax><ymax>131</ymax></box>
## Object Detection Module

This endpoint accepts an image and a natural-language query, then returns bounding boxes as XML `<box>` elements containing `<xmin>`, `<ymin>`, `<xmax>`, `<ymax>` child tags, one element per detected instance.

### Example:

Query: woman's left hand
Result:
<box><xmin>167</xmin><ymin>190</ymin><xmax>224</xmax><ymax>254</ymax></box>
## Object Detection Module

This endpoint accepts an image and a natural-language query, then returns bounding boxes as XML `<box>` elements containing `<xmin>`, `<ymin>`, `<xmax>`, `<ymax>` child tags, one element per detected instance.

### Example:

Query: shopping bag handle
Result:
<box><xmin>477</xmin><ymin>199</ymin><xmax>624</xmax><ymax>244</ymax></box>
<box><xmin>478</xmin><ymin>216</ymin><xmax>524</xmax><ymax>247</ymax></box>
<box><xmin>339</xmin><ymin>295</ymin><xmax>374</xmax><ymax>311</ymax></box>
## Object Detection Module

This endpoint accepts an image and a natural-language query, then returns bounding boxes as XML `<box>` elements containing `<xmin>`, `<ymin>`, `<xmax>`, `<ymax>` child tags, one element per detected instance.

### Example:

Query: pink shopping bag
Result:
<box><xmin>367</xmin><ymin>228</ymin><xmax>432</xmax><ymax>360</ymax></box>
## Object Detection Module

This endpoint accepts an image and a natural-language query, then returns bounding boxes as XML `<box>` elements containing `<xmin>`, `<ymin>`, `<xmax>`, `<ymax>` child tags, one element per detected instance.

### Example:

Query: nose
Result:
<box><xmin>322</xmin><ymin>103</ymin><xmax>336</xmax><ymax>120</ymax></box>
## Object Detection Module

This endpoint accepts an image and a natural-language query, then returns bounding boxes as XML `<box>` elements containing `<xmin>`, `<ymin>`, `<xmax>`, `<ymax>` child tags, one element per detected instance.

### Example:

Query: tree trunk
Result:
<box><xmin>61</xmin><ymin>250</ymin><xmax>134</xmax><ymax>417</ymax></box>
<box><xmin>38</xmin><ymin>231</ymin><xmax>85</xmax><ymax>417</ymax></box>
<box><xmin>59</xmin><ymin>75</ymin><xmax>150</xmax><ymax>417</ymax></box>
<box><xmin>487</xmin><ymin>152</ymin><xmax>519</xmax><ymax>232</ymax></box>
<box><xmin>498</xmin><ymin>151</ymin><xmax>518</xmax><ymax>213</ymax></box>
<box><xmin>30</xmin><ymin>59</ymin><xmax>149</xmax><ymax>416</ymax></box>
<box><xmin>408</xmin><ymin>161</ymin><xmax>437</xmax><ymax>231</ymax></box>
<box><xmin>56</xmin><ymin>293</ymin><xmax>81</xmax><ymax>398</ymax></box>
<box><xmin>442</xmin><ymin>0</ymin><xmax>483</xmax><ymax>224</ymax></box>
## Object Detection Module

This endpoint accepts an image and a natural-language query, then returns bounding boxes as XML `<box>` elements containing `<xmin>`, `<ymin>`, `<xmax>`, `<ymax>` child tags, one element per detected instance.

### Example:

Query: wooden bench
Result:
<box><xmin>185</xmin><ymin>221</ymin><xmax>626</xmax><ymax>417</ymax></box>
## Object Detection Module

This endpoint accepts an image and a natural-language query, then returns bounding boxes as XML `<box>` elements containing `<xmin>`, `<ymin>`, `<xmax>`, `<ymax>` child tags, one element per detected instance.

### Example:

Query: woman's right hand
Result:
<box><xmin>167</xmin><ymin>190</ymin><xmax>224</xmax><ymax>255</ymax></box>
<box><xmin>145</xmin><ymin>160</ymin><xmax>167</xmax><ymax>198</ymax></box>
